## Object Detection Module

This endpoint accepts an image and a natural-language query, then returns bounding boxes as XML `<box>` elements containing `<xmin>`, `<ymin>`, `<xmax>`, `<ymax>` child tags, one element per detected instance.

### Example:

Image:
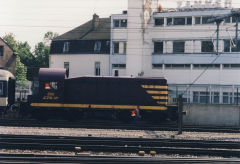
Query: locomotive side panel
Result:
<box><xmin>63</xmin><ymin>77</ymin><xmax>168</xmax><ymax>109</ymax></box>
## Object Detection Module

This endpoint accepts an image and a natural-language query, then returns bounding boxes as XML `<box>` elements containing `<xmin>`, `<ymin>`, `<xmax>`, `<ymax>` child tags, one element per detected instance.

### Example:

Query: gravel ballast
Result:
<box><xmin>1</xmin><ymin>126</ymin><xmax>240</xmax><ymax>141</ymax></box>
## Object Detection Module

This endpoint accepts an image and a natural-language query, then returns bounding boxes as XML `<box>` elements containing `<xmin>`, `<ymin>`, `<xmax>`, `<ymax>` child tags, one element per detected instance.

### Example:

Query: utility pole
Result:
<box><xmin>234</xmin><ymin>16</ymin><xmax>239</xmax><ymax>46</ymax></box>
<box><xmin>216</xmin><ymin>20</ymin><xmax>223</xmax><ymax>55</ymax></box>
<box><xmin>177</xmin><ymin>94</ymin><xmax>183</xmax><ymax>135</ymax></box>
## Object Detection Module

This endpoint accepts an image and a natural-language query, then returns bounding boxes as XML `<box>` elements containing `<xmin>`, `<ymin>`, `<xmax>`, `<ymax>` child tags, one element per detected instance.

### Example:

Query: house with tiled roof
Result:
<box><xmin>0</xmin><ymin>37</ymin><xmax>16</xmax><ymax>75</ymax></box>
<box><xmin>50</xmin><ymin>14</ymin><xmax>111</xmax><ymax>77</ymax></box>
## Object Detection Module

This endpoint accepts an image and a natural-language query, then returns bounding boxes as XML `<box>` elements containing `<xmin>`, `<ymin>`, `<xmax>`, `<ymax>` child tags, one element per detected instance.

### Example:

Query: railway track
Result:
<box><xmin>1</xmin><ymin>153</ymin><xmax>240</xmax><ymax>163</ymax></box>
<box><xmin>1</xmin><ymin>134</ymin><xmax>240</xmax><ymax>158</ymax></box>
<box><xmin>0</xmin><ymin>118</ymin><xmax>240</xmax><ymax>133</ymax></box>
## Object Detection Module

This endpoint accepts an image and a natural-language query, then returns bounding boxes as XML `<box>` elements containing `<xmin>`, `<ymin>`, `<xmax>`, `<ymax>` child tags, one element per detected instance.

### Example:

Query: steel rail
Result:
<box><xmin>0</xmin><ymin>119</ymin><xmax>239</xmax><ymax>133</ymax></box>
<box><xmin>1</xmin><ymin>153</ymin><xmax>240</xmax><ymax>163</ymax></box>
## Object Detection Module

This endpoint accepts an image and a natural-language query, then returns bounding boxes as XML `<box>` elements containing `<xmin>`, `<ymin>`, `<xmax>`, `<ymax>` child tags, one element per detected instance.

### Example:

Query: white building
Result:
<box><xmin>50</xmin><ymin>0</ymin><xmax>240</xmax><ymax>104</ymax></box>
<box><xmin>50</xmin><ymin>14</ymin><xmax>111</xmax><ymax>78</ymax></box>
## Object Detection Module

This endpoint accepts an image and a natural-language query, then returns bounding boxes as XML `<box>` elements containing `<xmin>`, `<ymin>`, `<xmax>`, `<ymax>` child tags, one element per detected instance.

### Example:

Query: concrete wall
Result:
<box><xmin>183</xmin><ymin>104</ymin><xmax>240</xmax><ymax>126</ymax></box>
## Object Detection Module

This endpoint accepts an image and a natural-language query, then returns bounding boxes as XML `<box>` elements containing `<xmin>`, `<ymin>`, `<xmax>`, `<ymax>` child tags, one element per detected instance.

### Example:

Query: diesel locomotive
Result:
<box><xmin>21</xmin><ymin>68</ymin><xmax>177</xmax><ymax>121</ymax></box>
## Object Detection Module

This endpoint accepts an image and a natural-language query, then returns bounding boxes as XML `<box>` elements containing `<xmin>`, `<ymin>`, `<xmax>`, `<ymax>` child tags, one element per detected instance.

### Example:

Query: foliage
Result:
<box><xmin>44</xmin><ymin>31</ymin><xmax>59</xmax><ymax>46</ymax></box>
<box><xmin>15</xmin><ymin>55</ymin><xmax>27</xmax><ymax>82</ymax></box>
<box><xmin>3</xmin><ymin>33</ymin><xmax>28</xmax><ymax>82</ymax></box>
<box><xmin>3</xmin><ymin>31</ymin><xmax>59</xmax><ymax>81</ymax></box>
<box><xmin>34</xmin><ymin>42</ymin><xmax>50</xmax><ymax>67</ymax></box>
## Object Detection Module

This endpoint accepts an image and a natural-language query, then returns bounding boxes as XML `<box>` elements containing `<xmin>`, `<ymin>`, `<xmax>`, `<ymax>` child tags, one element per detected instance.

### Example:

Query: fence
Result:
<box><xmin>15</xmin><ymin>81</ymin><xmax>32</xmax><ymax>100</ymax></box>
<box><xmin>169</xmin><ymin>84</ymin><xmax>240</xmax><ymax>105</ymax></box>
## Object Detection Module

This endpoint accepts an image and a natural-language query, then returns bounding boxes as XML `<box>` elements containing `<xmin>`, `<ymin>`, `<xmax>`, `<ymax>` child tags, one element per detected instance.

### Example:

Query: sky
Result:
<box><xmin>0</xmin><ymin>0</ymin><xmax>239</xmax><ymax>49</ymax></box>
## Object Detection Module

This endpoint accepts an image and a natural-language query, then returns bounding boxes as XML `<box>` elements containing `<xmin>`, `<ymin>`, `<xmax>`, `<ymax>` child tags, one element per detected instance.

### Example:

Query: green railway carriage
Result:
<box><xmin>27</xmin><ymin>68</ymin><xmax>176</xmax><ymax>121</ymax></box>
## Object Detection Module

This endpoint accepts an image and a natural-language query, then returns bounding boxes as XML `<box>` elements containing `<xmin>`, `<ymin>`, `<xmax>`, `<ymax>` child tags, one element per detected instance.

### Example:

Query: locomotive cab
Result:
<box><xmin>37</xmin><ymin>68</ymin><xmax>66</xmax><ymax>103</ymax></box>
<box><xmin>24</xmin><ymin>68</ymin><xmax>66</xmax><ymax>119</ymax></box>
<box><xmin>29</xmin><ymin>68</ymin><xmax>66</xmax><ymax>105</ymax></box>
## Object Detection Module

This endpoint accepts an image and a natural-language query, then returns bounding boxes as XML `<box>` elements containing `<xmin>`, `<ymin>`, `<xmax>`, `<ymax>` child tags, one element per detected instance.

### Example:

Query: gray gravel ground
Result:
<box><xmin>0</xmin><ymin>149</ymin><xmax>223</xmax><ymax>159</ymax></box>
<box><xmin>1</xmin><ymin>126</ymin><xmax>239</xmax><ymax>159</ymax></box>
<box><xmin>1</xmin><ymin>126</ymin><xmax>240</xmax><ymax>141</ymax></box>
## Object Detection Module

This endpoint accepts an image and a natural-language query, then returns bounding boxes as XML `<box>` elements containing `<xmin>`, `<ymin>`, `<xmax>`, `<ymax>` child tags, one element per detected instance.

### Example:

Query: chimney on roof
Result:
<box><xmin>92</xmin><ymin>13</ymin><xmax>99</xmax><ymax>30</ymax></box>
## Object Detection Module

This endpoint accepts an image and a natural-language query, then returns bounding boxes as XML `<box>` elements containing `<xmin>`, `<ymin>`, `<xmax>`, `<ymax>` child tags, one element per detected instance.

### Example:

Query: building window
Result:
<box><xmin>165</xmin><ymin>64</ymin><xmax>190</xmax><ymax>69</ymax></box>
<box><xmin>64</xmin><ymin>62</ymin><xmax>69</xmax><ymax>77</ymax></box>
<box><xmin>224</xmin><ymin>40</ymin><xmax>231</xmax><ymax>52</ymax></box>
<box><xmin>186</xmin><ymin>17</ymin><xmax>192</xmax><ymax>25</ymax></box>
<box><xmin>193</xmin><ymin>92</ymin><xmax>199</xmax><ymax>103</ymax></box>
<box><xmin>224</xmin><ymin>17</ymin><xmax>230</xmax><ymax>23</ymax></box>
<box><xmin>223</xmin><ymin>92</ymin><xmax>231</xmax><ymax>104</ymax></box>
<box><xmin>202</xmin><ymin>17</ymin><xmax>213</xmax><ymax>24</ymax></box>
<box><xmin>63</xmin><ymin>42</ymin><xmax>70</xmax><ymax>53</ymax></box>
<box><xmin>95</xmin><ymin>62</ymin><xmax>101</xmax><ymax>76</ymax></box>
<box><xmin>195</xmin><ymin>17</ymin><xmax>201</xmax><ymax>24</ymax></box>
<box><xmin>193</xmin><ymin>64</ymin><xmax>220</xmax><ymax>69</ymax></box>
<box><xmin>201</xmin><ymin>41</ymin><xmax>214</xmax><ymax>53</ymax></box>
<box><xmin>200</xmin><ymin>92</ymin><xmax>210</xmax><ymax>104</ymax></box>
<box><xmin>0</xmin><ymin>46</ymin><xmax>3</xmax><ymax>56</ymax></box>
<box><xmin>223</xmin><ymin>64</ymin><xmax>240</xmax><ymax>69</ymax></box>
<box><xmin>113</xmin><ymin>19</ymin><xmax>127</xmax><ymax>28</ymax></box>
<box><xmin>234</xmin><ymin>92</ymin><xmax>240</xmax><ymax>104</ymax></box>
<box><xmin>113</xmin><ymin>42</ymin><xmax>119</xmax><ymax>54</ymax></box>
<box><xmin>112</xmin><ymin>64</ymin><xmax>126</xmax><ymax>69</ymax></box>
<box><xmin>173</xmin><ymin>41</ymin><xmax>185</xmax><ymax>53</ymax></box>
<box><xmin>123</xmin><ymin>42</ymin><xmax>127</xmax><ymax>54</ymax></box>
<box><xmin>155</xmin><ymin>18</ymin><xmax>164</xmax><ymax>26</ymax></box>
<box><xmin>167</xmin><ymin>18</ymin><xmax>173</xmax><ymax>25</ymax></box>
<box><xmin>121</xmin><ymin>20</ymin><xmax>127</xmax><ymax>27</ymax></box>
<box><xmin>64</xmin><ymin>62</ymin><xmax>69</xmax><ymax>70</ymax></box>
<box><xmin>114</xmin><ymin>70</ymin><xmax>119</xmax><ymax>76</ymax></box>
<box><xmin>94</xmin><ymin>41</ymin><xmax>101</xmax><ymax>53</ymax></box>
<box><xmin>154</xmin><ymin>42</ymin><xmax>163</xmax><ymax>54</ymax></box>
<box><xmin>232</xmin><ymin>17</ymin><xmax>237</xmax><ymax>23</ymax></box>
<box><xmin>152</xmin><ymin>64</ymin><xmax>163</xmax><ymax>69</ymax></box>
<box><xmin>231</xmin><ymin>40</ymin><xmax>240</xmax><ymax>52</ymax></box>
<box><xmin>211</xmin><ymin>92</ymin><xmax>219</xmax><ymax>104</ymax></box>
<box><xmin>174</xmin><ymin>17</ymin><xmax>185</xmax><ymax>25</ymax></box>
<box><xmin>224</xmin><ymin>39</ymin><xmax>240</xmax><ymax>52</ymax></box>
<box><xmin>114</xmin><ymin>20</ymin><xmax>120</xmax><ymax>27</ymax></box>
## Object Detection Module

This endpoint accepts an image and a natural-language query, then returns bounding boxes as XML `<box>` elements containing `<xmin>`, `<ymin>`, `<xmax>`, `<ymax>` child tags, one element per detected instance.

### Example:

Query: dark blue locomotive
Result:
<box><xmin>24</xmin><ymin>68</ymin><xmax>177</xmax><ymax>121</ymax></box>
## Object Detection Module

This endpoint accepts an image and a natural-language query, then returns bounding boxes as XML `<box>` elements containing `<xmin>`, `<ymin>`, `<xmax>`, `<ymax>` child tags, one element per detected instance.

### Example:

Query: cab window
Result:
<box><xmin>45</xmin><ymin>82</ymin><xmax>58</xmax><ymax>90</ymax></box>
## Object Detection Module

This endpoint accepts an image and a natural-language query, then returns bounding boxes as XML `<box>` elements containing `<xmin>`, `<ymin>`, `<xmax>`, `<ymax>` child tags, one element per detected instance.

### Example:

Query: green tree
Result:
<box><xmin>44</xmin><ymin>31</ymin><xmax>59</xmax><ymax>46</ymax></box>
<box><xmin>17</xmin><ymin>41</ymin><xmax>33</xmax><ymax>66</ymax></box>
<box><xmin>3</xmin><ymin>31</ymin><xmax>59</xmax><ymax>81</ymax></box>
<box><xmin>2</xmin><ymin>33</ymin><xmax>18</xmax><ymax>51</ymax></box>
<box><xmin>34</xmin><ymin>42</ymin><xmax>50</xmax><ymax>68</ymax></box>
<box><xmin>3</xmin><ymin>34</ymin><xmax>29</xmax><ymax>82</ymax></box>
<box><xmin>15</xmin><ymin>56</ymin><xmax>27</xmax><ymax>82</ymax></box>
